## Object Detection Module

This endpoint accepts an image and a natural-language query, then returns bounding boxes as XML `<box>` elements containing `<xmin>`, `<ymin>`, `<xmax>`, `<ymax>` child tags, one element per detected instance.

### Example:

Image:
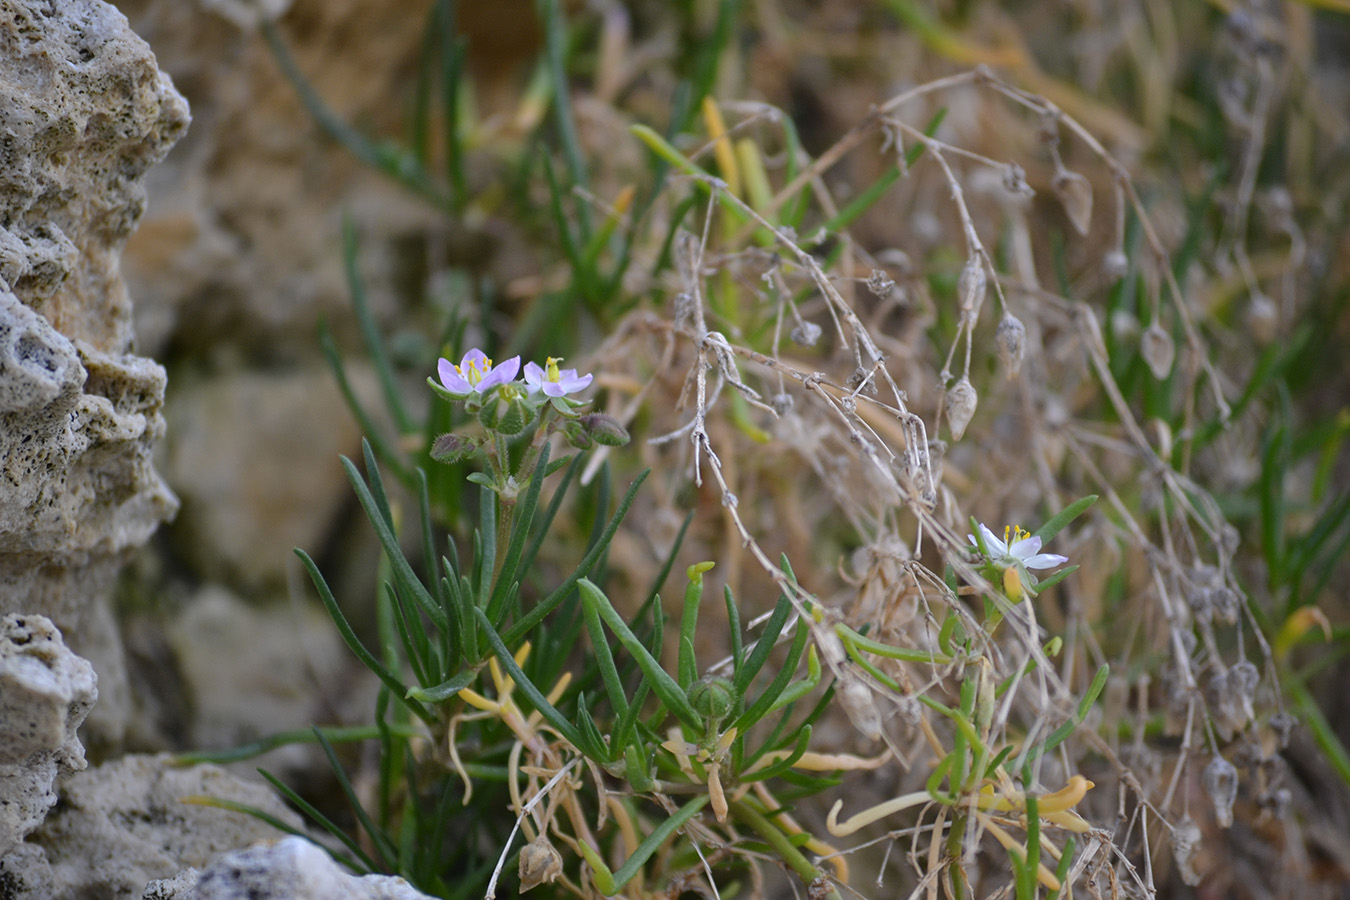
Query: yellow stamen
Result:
<box><xmin>545</xmin><ymin>356</ymin><xmax>562</xmax><ymax>381</ymax></box>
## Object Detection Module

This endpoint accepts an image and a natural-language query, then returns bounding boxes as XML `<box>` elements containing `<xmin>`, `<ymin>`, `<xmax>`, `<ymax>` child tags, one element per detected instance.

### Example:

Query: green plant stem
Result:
<box><xmin>731</xmin><ymin>797</ymin><xmax>841</xmax><ymax>900</ymax></box>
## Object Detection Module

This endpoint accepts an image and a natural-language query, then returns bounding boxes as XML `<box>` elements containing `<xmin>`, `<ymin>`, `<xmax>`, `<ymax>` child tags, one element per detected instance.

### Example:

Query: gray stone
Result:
<box><xmin>0</xmin><ymin>614</ymin><xmax>97</xmax><ymax>857</ymax></box>
<box><xmin>0</xmin><ymin>841</ymin><xmax>56</xmax><ymax>900</ymax></box>
<box><xmin>186</xmin><ymin>837</ymin><xmax>433</xmax><ymax>900</ymax></box>
<box><xmin>0</xmin><ymin>0</ymin><xmax>189</xmax><ymax>748</ymax></box>
<box><xmin>30</xmin><ymin>753</ymin><xmax>305</xmax><ymax>900</ymax></box>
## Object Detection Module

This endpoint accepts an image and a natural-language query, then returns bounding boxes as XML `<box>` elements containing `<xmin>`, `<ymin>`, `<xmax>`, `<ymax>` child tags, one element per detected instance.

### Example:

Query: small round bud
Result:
<box><xmin>430</xmin><ymin>432</ymin><xmax>480</xmax><ymax>464</ymax></box>
<box><xmin>563</xmin><ymin>419</ymin><xmax>593</xmax><ymax>450</ymax></box>
<box><xmin>1141</xmin><ymin>322</ymin><xmax>1175</xmax><ymax>379</ymax></box>
<box><xmin>581</xmin><ymin>413</ymin><xmax>630</xmax><ymax>447</ymax></box>
<box><xmin>945</xmin><ymin>377</ymin><xmax>978</xmax><ymax>440</ymax></box>
<box><xmin>495</xmin><ymin>396</ymin><xmax>533</xmax><ymax>435</ymax></box>
<box><xmin>995</xmin><ymin>312</ymin><xmax>1026</xmax><ymax>377</ymax></box>
<box><xmin>686</xmin><ymin>676</ymin><xmax>735</xmax><ymax>725</ymax></box>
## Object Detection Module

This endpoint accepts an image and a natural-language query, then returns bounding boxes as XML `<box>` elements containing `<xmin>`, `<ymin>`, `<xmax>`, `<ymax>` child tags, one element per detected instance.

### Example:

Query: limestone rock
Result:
<box><xmin>161</xmin><ymin>365</ymin><xmax>374</xmax><ymax>591</ymax></box>
<box><xmin>30</xmin><ymin>753</ymin><xmax>304</xmax><ymax>900</ymax></box>
<box><xmin>0</xmin><ymin>614</ymin><xmax>97</xmax><ymax>857</ymax></box>
<box><xmin>165</xmin><ymin>585</ymin><xmax>347</xmax><ymax>764</ymax></box>
<box><xmin>146</xmin><ymin>836</ymin><xmax>434</xmax><ymax>900</ymax></box>
<box><xmin>0</xmin><ymin>0</ymin><xmax>189</xmax><ymax>746</ymax></box>
<box><xmin>0</xmin><ymin>841</ymin><xmax>56</xmax><ymax>900</ymax></box>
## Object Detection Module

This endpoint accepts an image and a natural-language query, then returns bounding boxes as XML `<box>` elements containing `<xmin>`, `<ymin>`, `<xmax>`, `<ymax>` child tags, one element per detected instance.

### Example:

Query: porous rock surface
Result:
<box><xmin>25</xmin><ymin>753</ymin><xmax>305</xmax><ymax>900</ymax></box>
<box><xmin>0</xmin><ymin>614</ymin><xmax>97</xmax><ymax>858</ymax></box>
<box><xmin>0</xmin><ymin>0</ymin><xmax>189</xmax><ymax>746</ymax></box>
<box><xmin>142</xmin><ymin>836</ymin><xmax>436</xmax><ymax>900</ymax></box>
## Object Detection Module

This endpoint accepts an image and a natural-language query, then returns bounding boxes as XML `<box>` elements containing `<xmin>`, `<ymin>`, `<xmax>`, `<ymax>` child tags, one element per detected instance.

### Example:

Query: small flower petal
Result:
<box><xmin>438</xmin><ymin>357</ymin><xmax>473</xmax><ymax>394</ymax></box>
<box><xmin>1021</xmin><ymin>552</ymin><xmax>1069</xmax><ymax>570</ymax></box>
<box><xmin>474</xmin><ymin>355</ymin><xmax>520</xmax><ymax>392</ymax></box>
<box><xmin>1008</xmin><ymin>534</ymin><xmax>1042</xmax><ymax>558</ymax></box>
<box><xmin>458</xmin><ymin>348</ymin><xmax>489</xmax><ymax>370</ymax></box>
<box><xmin>523</xmin><ymin>361</ymin><xmax>546</xmax><ymax>386</ymax></box>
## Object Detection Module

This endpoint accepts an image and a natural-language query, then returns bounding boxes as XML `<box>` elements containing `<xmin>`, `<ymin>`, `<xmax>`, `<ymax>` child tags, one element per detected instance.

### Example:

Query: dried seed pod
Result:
<box><xmin>1140</xmin><ymin>322</ymin><xmax>1175</xmax><ymax>379</ymax></box>
<box><xmin>1002</xmin><ymin>162</ymin><xmax>1034</xmax><ymax>197</ymax></box>
<box><xmin>957</xmin><ymin>256</ymin><xmax>987</xmax><ymax>322</ymax></box>
<box><xmin>518</xmin><ymin>835</ymin><xmax>563</xmax><ymax>891</ymax></box>
<box><xmin>846</xmin><ymin>366</ymin><xmax>878</xmax><ymax>396</ymax></box>
<box><xmin>839</xmin><ymin>679</ymin><xmax>881</xmax><ymax>740</ymax></box>
<box><xmin>1052</xmin><ymin>169</ymin><xmax>1093</xmax><ymax>236</ymax></box>
<box><xmin>946</xmin><ymin>377</ymin><xmax>978</xmax><ymax>440</ymax></box>
<box><xmin>995</xmin><ymin>312</ymin><xmax>1026</xmax><ymax>377</ymax></box>
<box><xmin>791</xmin><ymin>319</ymin><xmax>822</xmax><ymax>346</ymax></box>
<box><xmin>1202</xmin><ymin>754</ymin><xmax>1239</xmax><ymax>828</ymax></box>
<box><xmin>1268</xmin><ymin>711</ymin><xmax>1296</xmax><ymax>749</ymax></box>
<box><xmin>1171</xmin><ymin>816</ymin><xmax>1204</xmax><ymax>886</ymax></box>
<box><xmin>866</xmin><ymin>268</ymin><xmax>896</xmax><ymax>298</ymax></box>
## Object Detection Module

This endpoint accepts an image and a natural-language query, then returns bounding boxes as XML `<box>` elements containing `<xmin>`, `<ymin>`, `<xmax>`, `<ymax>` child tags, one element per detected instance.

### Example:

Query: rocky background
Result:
<box><xmin>1</xmin><ymin>1</ymin><xmax>457</xmax><ymax>896</ymax></box>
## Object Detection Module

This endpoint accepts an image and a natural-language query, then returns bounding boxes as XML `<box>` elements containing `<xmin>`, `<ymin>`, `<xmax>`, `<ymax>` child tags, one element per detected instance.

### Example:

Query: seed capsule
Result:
<box><xmin>957</xmin><ymin>256</ymin><xmax>987</xmax><ymax>322</ymax></box>
<box><xmin>1202</xmin><ymin>754</ymin><xmax>1239</xmax><ymax>828</ymax></box>
<box><xmin>995</xmin><ymin>312</ymin><xmax>1026</xmax><ymax>377</ymax></box>
<box><xmin>1053</xmin><ymin>169</ymin><xmax>1093</xmax><ymax>236</ymax></box>
<box><xmin>1140</xmin><ymin>322</ymin><xmax>1175</xmax><ymax>380</ymax></box>
<box><xmin>946</xmin><ymin>377</ymin><xmax>978</xmax><ymax>440</ymax></box>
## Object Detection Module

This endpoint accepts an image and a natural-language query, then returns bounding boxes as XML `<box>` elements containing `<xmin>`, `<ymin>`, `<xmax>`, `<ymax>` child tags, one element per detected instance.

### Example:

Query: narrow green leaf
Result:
<box><xmin>734</xmin><ymin>616</ymin><xmax>809</xmax><ymax>730</ymax></box>
<box><xmin>578</xmin><ymin>579</ymin><xmax>702</xmax><ymax>731</ymax></box>
<box><xmin>342</xmin><ymin>456</ymin><xmax>448</xmax><ymax>633</ymax></box>
<box><xmin>734</xmin><ymin>595</ymin><xmax>792</xmax><ymax>693</ymax></box>
<box><xmin>581</xmin><ymin>587</ymin><xmax>630</xmax><ymax>722</ymax></box>
<box><xmin>608</xmin><ymin>794</ymin><xmax>710</xmax><ymax>891</ymax></box>
<box><xmin>312</xmin><ymin>729</ymin><xmax>397</xmax><ymax>868</ymax></box>
<box><xmin>473</xmin><ymin>607</ymin><xmax>598</xmax><ymax>756</ymax></box>
<box><xmin>487</xmin><ymin>444</ymin><xmax>551</xmax><ymax>621</ymax></box>
<box><xmin>405</xmin><ymin>669</ymin><xmax>476</xmax><ymax>703</ymax></box>
<box><xmin>1031</xmin><ymin>494</ymin><xmax>1098</xmax><ymax>545</ymax></box>
<box><xmin>295</xmin><ymin>549</ymin><xmax>433</xmax><ymax>725</ymax></box>
<box><xmin>502</xmin><ymin>469</ymin><xmax>650</xmax><ymax>645</ymax></box>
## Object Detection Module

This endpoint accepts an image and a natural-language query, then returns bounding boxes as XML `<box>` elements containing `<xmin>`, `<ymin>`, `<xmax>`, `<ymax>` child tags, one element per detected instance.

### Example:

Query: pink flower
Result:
<box><xmin>437</xmin><ymin>349</ymin><xmax>520</xmax><ymax>396</ymax></box>
<box><xmin>524</xmin><ymin>357</ymin><xmax>593</xmax><ymax>398</ymax></box>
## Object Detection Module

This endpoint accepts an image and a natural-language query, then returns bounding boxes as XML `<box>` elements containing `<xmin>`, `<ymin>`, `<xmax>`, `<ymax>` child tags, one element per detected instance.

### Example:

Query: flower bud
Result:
<box><xmin>946</xmin><ymin>377</ymin><xmax>978</xmax><ymax>440</ymax></box>
<box><xmin>581</xmin><ymin>413</ymin><xmax>630</xmax><ymax>447</ymax></box>
<box><xmin>1141</xmin><ymin>322</ymin><xmax>1175</xmax><ymax>379</ymax></box>
<box><xmin>563</xmin><ymin>419</ymin><xmax>593</xmax><ymax>450</ymax></box>
<box><xmin>686</xmin><ymin>676</ymin><xmax>735</xmax><ymax>725</ymax></box>
<box><xmin>494</xmin><ymin>395</ymin><xmax>533</xmax><ymax>436</ymax></box>
<box><xmin>430</xmin><ymin>432</ymin><xmax>481</xmax><ymax>464</ymax></box>
<box><xmin>995</xmin><ymin>312</ymin><xmax>1026</xmax><ymax>377</ymax></box>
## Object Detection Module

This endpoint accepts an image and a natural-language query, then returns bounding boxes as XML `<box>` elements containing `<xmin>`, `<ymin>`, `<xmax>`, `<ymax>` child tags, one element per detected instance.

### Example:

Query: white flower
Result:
<box><xmin>968</xmin><ymin>523</ymin><xmax>1067</xmax><ymax>571</ymax></box>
